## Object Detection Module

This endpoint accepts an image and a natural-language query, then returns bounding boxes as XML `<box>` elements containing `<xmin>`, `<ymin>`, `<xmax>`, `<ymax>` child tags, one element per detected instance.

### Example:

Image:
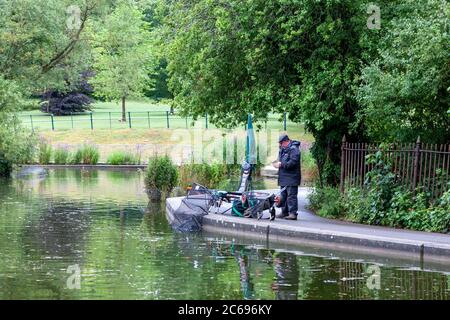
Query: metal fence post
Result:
<box><xmin>51</xmin><ymin>114</ymin><xmax>55</xmax><ymax>131</ymax></box>
<box><xmin>166</xmin><ymin>111</ymin><xmax>170</xmax><ymax>128</ymax></box>
<box><xmin>90</xmin><ymin>112</ymin><xmax>94</xmax><ymax>130</ymax></box>
<box><xmin>30</xmin><ymin>115</ymin><xmax>34</xmax><ymax>131</ymax></box>
<box><xmin>205</xmin><ymin>113</ymin><xmax>208</xmax><ymax>129</ymax></box>
<box><xmin>340</xmin><ymin>135</ymin><xmax>347</xmax><ymax>193</ymax></box>
<box><xmin>186</xmin><ymin>117</ymin><xmax>188</xmax><ymax>129</ymax></box>
<box><xmin>128</xmin><ymin>111</ymin><xmax>132</xmax><ymax>129</ymax></box>
<box><xmin>147</xmin><ymin>111</ymin><xmax>151</xmax><ymax>128</ymax></box>
<box><xmin>412</xmin><ymin>136</ymin><xmax>421</xmax><ymax>193</ymax></box>
<box><xmin>283</xmin><ymin>112</ymin><xmax>287</xmax><ymax>131</ymax></box>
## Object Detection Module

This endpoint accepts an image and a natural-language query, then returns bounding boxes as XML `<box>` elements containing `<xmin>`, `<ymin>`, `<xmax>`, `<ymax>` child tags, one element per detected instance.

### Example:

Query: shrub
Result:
<box><xmin>145</xmin><ymin>155</ymin><xmax>178</xmax><ymax>200</ymax></box>
<box><xmin>340</xmin><ymin>187</ymin><xmax>370</xmax><ymax>223</ymax></box>
<box><xmin>38</xmin><ymin>139</ymin><xmax>52</xmax><ymax>164</ymax></box>
<box><xmin>0</xmin><ymin>153</ymin><xmax>12</xmax><ymax>177</ymax></box>
<box><xmin>337</xmin><ymin>185</ymin><xmax>450</xmax><ymax>233</ymax></box>
<box><xmin>311</xmin><ymin>154</ymin><xmax>449</xmax><ymax>233</ymax></box>
<box><xmin>53</xmin><ymin>147</ymin><xmax>70</xmax><ymax>164</ymax></box>
<box><xmin>106</xmin><ymin>151</ymin><xmax>140</xmax><ymax>165</ymax></box>
<box><xmin>70</xmin><ymin>144</ymin><xmax>99</xmax><ymax>164</ymax></box>
<box><xmin>386</xmin><ymin>187</ymin><xmax>450</xmax><ymax>233</ymax></box>
<box><xmin>0</xmin><ymin>78</ymin><xmax>38</xmax><ymax>176</ymax></box>
<box><xmin>40</xmin><ymin>71</ymin><xmax>93</xmax><ymax>115</ymax></box>
<box><xmin>308</xmin><ymin>186</ymin><xmax>343</xmax><ymax>218</ymax></box>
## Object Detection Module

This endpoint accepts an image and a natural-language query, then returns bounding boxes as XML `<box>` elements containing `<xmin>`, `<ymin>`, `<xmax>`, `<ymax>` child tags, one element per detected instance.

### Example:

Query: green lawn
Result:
<box><xmin>19</xmin><ymin>99</ymin><xmax>308</xmax><ymax>133</ymax></box>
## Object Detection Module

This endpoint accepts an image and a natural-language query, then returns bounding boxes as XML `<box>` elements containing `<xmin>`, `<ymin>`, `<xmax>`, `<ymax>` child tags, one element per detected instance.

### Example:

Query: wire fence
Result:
<box><xmin>19</xmin><ymin>111</ymin><xmax>293</xmax><ymax>131</ymax></box>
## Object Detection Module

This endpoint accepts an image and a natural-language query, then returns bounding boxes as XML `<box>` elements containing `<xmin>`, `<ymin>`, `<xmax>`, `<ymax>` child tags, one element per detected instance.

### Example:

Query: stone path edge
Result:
<box><xmin>166</xmin><ymin>198</ymin><xmax>450</xmax><ymax>266</ymax></box>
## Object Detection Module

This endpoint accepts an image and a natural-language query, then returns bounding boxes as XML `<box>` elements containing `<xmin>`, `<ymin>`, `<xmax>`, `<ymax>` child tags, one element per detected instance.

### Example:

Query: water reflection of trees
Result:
<box><xmin>162</xmin><ymin>233</ymin><xmax>449</xmax><ymax>300</ymax></box>
<box><xmin>0</xmin><ymin>200</ymin><xmax>93</xmax><ymax>299</ymax></box>
<box><xmin>22</xmin><ymin>201</ymin><xmax>91</xmax><ymax>259</ymax></box>
<box><xmin>166</xmin><ymin>235</ymin><xmax>302</xmax><ymax>300</ymax></box>
<box><xmin>337</xmin><ymin>260</ymin><xmax>449</xmax><ymax>300</ymax></box>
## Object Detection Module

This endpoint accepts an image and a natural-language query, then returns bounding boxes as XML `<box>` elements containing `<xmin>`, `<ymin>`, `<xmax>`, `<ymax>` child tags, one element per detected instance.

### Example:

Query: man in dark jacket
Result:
<box><xmin>273</xmin><ymin>134</ymin><xmax>301</xmax><ymax>220</ymax></box>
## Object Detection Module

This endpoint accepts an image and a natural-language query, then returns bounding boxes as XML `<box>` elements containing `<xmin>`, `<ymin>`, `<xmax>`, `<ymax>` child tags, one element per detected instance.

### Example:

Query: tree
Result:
<box><xmin>91</xmin><ymin>1</ymin><xmax>155</xmax><ymax>122</ymax></box>
<box><xmin>0</xmin><ymin>0</ymin><xmax>101</xmax><ymax>94</ymax></box>
<box><xmin>0</xmin><ymin>0</ymin><xmax>107</xmax><ymax>173</ymax></box>
<box><xmin>159</xmin><ymin>0</ymin><xmax>369</xmax><ymax>185</ymax></box>
<box><xmin>40</xmin><ymin>71</ymin><xmax>94</xmax><ymax>115</ymax></box>
<box><xmin>0</xmin><ymin>78</ymin><xmax>36</xmax><ymax>176</ymax></box>
<box><xmin>357</xmin><ymin>0</ymin><xmax>450</xmax><ymax>143</ymax></box>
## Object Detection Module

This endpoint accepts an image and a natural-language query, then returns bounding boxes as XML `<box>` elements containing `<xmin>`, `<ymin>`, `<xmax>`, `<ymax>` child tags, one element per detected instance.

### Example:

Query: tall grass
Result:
<box><xmin>69</xmin><ymin>144</ymin><xmax>99</xmax><ymax>165</ymax></box>
<box><xmin>38</xmin><ymin>139</ymin><xmax>52</xmax><ymax>164</ymax></box>
<box><xmin>53</xmin><ymin>146</ymin><xmax>70</xmax><ymax>164</ymax></box>
<box><xmin>178</xmin><ymin>162</ymin><xmax>241</xmax><ymax>190</ymax></box>
<box><xmin>106</xmin><ymin>151</ymin><xmax>140</xmax><ymax>165</ymax></box>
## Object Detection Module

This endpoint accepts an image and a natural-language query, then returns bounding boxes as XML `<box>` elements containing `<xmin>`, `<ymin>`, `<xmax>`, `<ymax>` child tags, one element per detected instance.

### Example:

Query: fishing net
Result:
<box><xmin>169</xmin><ymin>183</ymin><xmax>214</xmax><ymax>232</ymax></box>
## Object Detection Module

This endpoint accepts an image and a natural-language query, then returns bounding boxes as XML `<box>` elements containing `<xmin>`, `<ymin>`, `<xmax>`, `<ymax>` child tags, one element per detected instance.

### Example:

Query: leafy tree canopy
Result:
<box><xmin>158</xmin><ymin>0</ymin><xmax>449</xmax><ymax>185</ymax></box>
<box><xmin>159</xmin><ymin>0</ymin><xmax>370</xmax><ymax>184</ymax></box>
<box><xmin>90</xmin><ymin>0</ymin><xmax>156</xmax><ymax>120</ymax></box>
<box><xmin>357</xmin><ymin>0</ymin><xmax>450</xmax><ymax>143</ymax></box>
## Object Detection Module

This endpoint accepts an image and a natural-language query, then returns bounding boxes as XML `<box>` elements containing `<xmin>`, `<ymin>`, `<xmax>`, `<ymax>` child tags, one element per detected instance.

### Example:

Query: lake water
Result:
<box><xmin>0</xmin><ymin>168</ymin><xmax>448</xmax><ymax>299</ymax></box>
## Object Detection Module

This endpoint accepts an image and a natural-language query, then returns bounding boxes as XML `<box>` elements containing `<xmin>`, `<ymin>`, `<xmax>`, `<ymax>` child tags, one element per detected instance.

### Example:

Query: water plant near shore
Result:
<box><xmin>38</xmin><ymin>138</ymin><xmax>52</xmax><ymax>165</ymax></box>
<box><xmin>53</xmin><ymin>146</ymin><xmax>70</xmax><ymax>164</ymax></box>
<box><xmin>106</xmin><ymin>151</ymin><xmax>140</xmax><ymax>165</ymax></box>
<box><xmin>69</xmin><ymin>144</ymin><xmax>99</xmax><ymax>165</ymax></box>
<box><xmin>145</xmin><ymin>155</ymin><xmax>178</xmax><ymax>201</ymax></box>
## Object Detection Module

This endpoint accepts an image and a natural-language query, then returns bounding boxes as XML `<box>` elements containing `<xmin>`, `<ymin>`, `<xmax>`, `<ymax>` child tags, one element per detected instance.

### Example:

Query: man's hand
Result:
<box><xmin>272</xmin><ymin>161</ymin><xmax>281</xmax><ymax>169</ymax></box>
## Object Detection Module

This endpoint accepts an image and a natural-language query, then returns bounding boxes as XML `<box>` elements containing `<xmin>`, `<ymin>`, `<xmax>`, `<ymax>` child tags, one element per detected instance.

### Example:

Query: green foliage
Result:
<box><xmin>178</xmin><ymin>162</ymin><xmax>238</xmax><ymax>190</ymax></box>
<box><xmin>0</xmin><ymin>154</ymin><xmax>13</xmax><ymax>177</ymax></box>
<box><xmin>91</xmin><ymin>1</ymin><xmax>156</xmax><ymax>118</ymax></box>
<box><xmin>53</xmin><ymin>147</ymin><xmax>71</xmax><ymax>164</ymax></box>
<box><xmin>0</xmin><ymin>0</ymin><xmax>111</xmax><ymax>173</ymax></box>
<box><xmin>158</xmin><ymin>0</ymin><xmax>449</xmax><ymax>186</ymax></box>
<box><xmin>312</xmin><ymin>185</ymin><xmax>450</xmax><ymax>233</ymax></box>
<box><xmin>38</xmin><ymin>139</ymin><xmax>53</xmax><ymax>165</ymax></box>
<box><xmin>357</xmin><ymin>0</ymin><xmax>450</xmax><ymax>143</ymax></box>
<box><xmin>361</xmin><ymin>146</ymin><xmax>397</xmax><ymax>224</ymax></box>
<box><xmin>301</xmin><ymin>150</ymin><xmax>316</xmax><ymax>172</ymax></box>
<box><xmin>159</xmin><ymin>0</ymin><xmax>369</xmax><ymax>185</ymax></box>
<box><xmin>145</xmin><ymin>155</ymin><xmax>178</xmax><ymax>195</ymax></box>
<box><xmin>70</xmin><ymin>144</ymin><xmax>99</xmax><ymax>165</ymax></box>
<box><xmin>0</xmin><ymin>78</ymin><xmax>37</xmax><ymax>176</ymax></box>
<box><xmin>341</xmin><ymin>186</ymin><xmax>450</xmax><ymax>233</ymax></box>
<box><xmin>311</xmin><ymin>145</ymin><xmax>450</xmax><ymax>233</ymax></box>
<box><xmin>308</xmin><ymin>186</ymin><xmax>343</xmax><ymax>218</ymax></box>
<box><xmin>144</xmin><ymin>58</ymin><xmax>172</xmax><ymax>101</ymax></box>
<box><xmin>0</xmin><ymin>0</ymin><xmax>102</xmax><ymax>93</ymax></box>
<box><xmin>106</xmin><ymin>151</ymin><xmax>140</xmax><ymax>165</ymax></box>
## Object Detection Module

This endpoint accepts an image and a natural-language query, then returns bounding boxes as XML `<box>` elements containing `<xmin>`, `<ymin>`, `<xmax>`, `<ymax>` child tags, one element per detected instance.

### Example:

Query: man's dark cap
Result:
<box><xmin>278</xmin><ymin>134</ymin><xmax>289</xmax><ymax>143</ymax></box>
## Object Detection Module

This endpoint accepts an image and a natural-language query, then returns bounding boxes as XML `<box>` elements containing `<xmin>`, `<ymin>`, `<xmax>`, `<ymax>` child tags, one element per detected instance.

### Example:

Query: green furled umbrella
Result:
<box><xmin>246</xmin><ymin>114</ymin><xmax>257</xmax><ymax>165</ymax></box>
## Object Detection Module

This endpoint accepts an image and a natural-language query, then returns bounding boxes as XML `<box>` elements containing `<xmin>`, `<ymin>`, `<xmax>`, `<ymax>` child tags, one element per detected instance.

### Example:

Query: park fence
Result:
<box><xmin>339</xmin><ymin>136</ymin><xmax>450</xmax><ymax>200</ymax></box>
<box><xmin>20</xmin><ymin>111</ymin><xmax>291</xmax><ymax>131</ymax></box>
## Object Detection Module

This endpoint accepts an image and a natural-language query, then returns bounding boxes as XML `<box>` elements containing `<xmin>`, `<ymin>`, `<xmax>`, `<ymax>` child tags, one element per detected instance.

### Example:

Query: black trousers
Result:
<box><xmin>280</xmin><ymin>186</ymin><xmax>298</xmax><ymax>216</ymax></box>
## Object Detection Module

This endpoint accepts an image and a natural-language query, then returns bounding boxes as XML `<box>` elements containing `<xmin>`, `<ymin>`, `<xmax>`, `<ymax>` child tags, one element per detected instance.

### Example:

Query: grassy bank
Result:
<box><xmin>33</xmin><ymin>127</ymin><xmax>314</xmax><ymax>165</ymax></box>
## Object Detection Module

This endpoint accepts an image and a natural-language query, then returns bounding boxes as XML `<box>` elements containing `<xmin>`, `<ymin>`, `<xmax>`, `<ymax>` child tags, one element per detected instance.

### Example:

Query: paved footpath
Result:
<box><xmin>166</xmin><ymin>188</ymin><xmax>450</xmax><ymax>265</ymax></box>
